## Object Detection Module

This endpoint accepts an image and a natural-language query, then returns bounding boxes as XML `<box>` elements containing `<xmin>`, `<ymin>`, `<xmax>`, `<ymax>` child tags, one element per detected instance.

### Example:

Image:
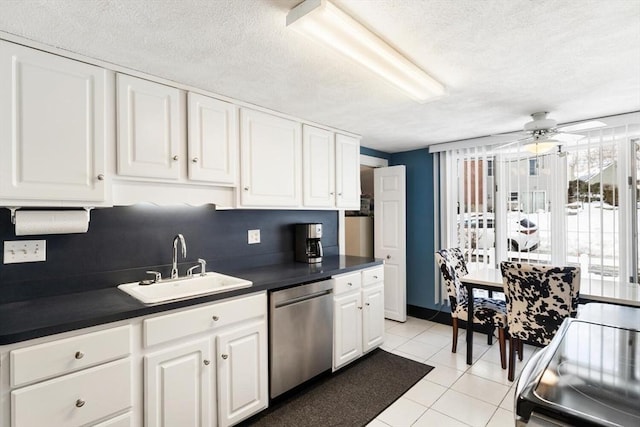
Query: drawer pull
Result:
<box><xmin>203</xmin><ymin>359</ymin><xmax>210</xmax><ymax>366</ymax></box>
<box><xmin>74</xmin><ymin>351</ymin><xmax>84</xmax><ymax>360</ymax></box>
<box><xmin>373</xmin><ymin>275</ymin><xmax>378</xmax><ymax>279</ymax></box>
<box><xmin>212</xmin><ymin>315</ymin><xmax>219</xmax><ymax>321</ymax></box>
<box><xmin>221</xmin><ymin>354</ymin><xmax>228</xmax><ymax>360</ymax></box>
<box><xmin>75</xmin><ymin>399</ymin><xmax>85</xmax><ymax>408</ymax></box>
<box><xmin>347</xmin><ymin>282</ymin><xmax>353</xmax><ymax>286</ymax></box>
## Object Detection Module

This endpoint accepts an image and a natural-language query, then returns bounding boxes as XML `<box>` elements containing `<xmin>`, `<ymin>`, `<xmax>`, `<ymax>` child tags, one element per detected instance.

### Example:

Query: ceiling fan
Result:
<box><xmin>497</xmin><ymin>112</ymin><xmax>605</xmax><ymax>154</ymax></box>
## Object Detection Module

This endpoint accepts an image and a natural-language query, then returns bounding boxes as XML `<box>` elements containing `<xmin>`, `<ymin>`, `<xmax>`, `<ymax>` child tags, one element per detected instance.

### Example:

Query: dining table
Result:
<box><xmin>460</xmin><ymin>267</ymin><xmax>504</xmax><ymax>365</ymax></box>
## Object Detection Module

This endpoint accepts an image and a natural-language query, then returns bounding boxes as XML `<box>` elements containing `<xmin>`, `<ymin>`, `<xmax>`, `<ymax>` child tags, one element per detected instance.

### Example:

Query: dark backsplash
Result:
<box><xmin>0</xmin><ymin>206</ymin><xmax>338</xmax><ymax>303</ymax></box>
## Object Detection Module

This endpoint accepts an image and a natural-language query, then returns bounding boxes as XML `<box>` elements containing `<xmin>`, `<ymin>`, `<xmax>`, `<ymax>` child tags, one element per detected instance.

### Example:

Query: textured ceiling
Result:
<box><xmin>1</xmin><ymin>0</ymin><xmax>639</xmax><ymax>153</ymax></box>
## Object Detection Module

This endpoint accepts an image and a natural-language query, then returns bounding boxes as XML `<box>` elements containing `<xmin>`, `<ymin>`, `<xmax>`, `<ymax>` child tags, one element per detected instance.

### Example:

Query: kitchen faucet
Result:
<box><xmin>171</xmin><ymin>234</ymin><xmax>187</xmax><ymax>279</ymax></box>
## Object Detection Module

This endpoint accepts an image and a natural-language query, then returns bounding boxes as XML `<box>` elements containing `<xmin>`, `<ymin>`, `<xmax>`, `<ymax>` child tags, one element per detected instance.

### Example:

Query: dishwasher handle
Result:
<box><xmin>274</xmin><ymin>289</ymin><xmax>332</xmax><ymax>309</ymax></box>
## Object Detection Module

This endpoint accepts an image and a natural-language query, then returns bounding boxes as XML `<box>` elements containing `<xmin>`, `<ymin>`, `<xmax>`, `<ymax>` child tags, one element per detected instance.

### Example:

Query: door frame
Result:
<box><xmin>339</xmin><ymin>155</ymin><xmax>389</xmax><ymax>253</ymax></box>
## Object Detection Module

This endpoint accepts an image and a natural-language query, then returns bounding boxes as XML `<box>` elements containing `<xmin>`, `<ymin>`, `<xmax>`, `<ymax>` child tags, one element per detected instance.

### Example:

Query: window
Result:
<box><xmin>529</xmin><ymin>158</ymin><xmax>539</xmax><ymax>175</ymax></box>
<box><xmin>487</xmin><ymin>159</ymin><xmax>494</xmax><ymax>177</ymax></box>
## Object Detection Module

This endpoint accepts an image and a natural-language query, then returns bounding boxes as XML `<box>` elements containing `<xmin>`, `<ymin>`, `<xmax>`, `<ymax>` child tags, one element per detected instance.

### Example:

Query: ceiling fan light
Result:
<box><xmin>523</xmin><ymin>140</ymin><xmax>556</xmax><ymax>154</ymax></box>
<box><xmin>286</xmin><ymin>0</ymin><xmax>445</xmax><ymax>103</ymax></box>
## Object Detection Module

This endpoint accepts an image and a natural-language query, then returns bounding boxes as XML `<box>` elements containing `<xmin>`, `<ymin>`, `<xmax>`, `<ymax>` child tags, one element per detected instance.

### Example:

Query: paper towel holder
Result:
<box><xmin>8</xmin><ymin>207</ymin><xmax>94</xmax><ymax>225</ymax></box>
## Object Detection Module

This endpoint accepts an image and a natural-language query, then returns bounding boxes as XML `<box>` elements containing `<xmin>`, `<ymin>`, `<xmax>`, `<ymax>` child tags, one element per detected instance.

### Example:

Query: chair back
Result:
<box><xmin>500</xmin><ymin>261</ymin><xmax>580</xmax><ymax>346</ymax></box>
<box><xmin>435</xmin><ymin>248</ymin><xmax>469</xmax><ymax>311</ymax></box>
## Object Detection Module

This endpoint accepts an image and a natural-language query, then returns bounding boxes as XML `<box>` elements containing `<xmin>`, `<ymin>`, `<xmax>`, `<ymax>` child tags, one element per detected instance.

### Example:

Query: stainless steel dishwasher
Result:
<box><xmin>269</xmin><ymin>279</ymin><xmax>333</xmax><ymax>399</ymax></box>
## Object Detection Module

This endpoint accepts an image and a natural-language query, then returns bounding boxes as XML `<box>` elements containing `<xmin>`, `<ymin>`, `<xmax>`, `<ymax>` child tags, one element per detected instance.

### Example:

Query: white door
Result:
<box><xmin>0</xmin><ymin>40</ymin><xmax>107</xmax><ymax>202</ymax></box>
<box><xmin>240</xmin><ymin>109</ymin><xmax>301</xmax><ymax>207</ymax></box>
<box><xmin>362</xmin><ymin>283</ymin><xmax>385</xmax><ymax>352</ymax></box>
<box><xmin>216</xmin><ymin>320</ymin><xmax>268</xmax><ymax>427</ymax></box>
<box><xmin>144</xmin><ymin>338</ymin><xmax>213</xmax><ymax>427</ymax></box>
<box><xmin>333</xmin><ymin>291</ymin><xmax>363</xmax><ymax>370</ymax></box>
<box><xmin>117</xmin><ymin>74</ymin><xmax>183</xmax><ymax>180</ymax></box>
<box><xmin>187</xmin><ymin>92</ymin><xmax>238</xmax><ymax>184</ymax></box>
<box><xmin>374</xmin><ymin>165</ymin><xmax>407</xmax><ymax>321</ymax></box>
<box><xmin>303</xmin><ymin>125</ymin><xmax>335</xmax><ymax>207</ymax></box>
<box><xmin>335</xmin><ymin>134</ymin><xmax>361</xmax><ymax>209</ymax></box>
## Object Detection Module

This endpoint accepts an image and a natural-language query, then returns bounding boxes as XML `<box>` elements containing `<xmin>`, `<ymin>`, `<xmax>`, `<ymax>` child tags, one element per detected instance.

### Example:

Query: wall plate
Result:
<box><xmin>248</xmin><ymin>229</ymin><xmax>261</xmax><ymax>244</ymax></box>
<box><xmin>4</xmin><ymin>240</ymin><xmax>46</xmax><ymax>264</ymax></box>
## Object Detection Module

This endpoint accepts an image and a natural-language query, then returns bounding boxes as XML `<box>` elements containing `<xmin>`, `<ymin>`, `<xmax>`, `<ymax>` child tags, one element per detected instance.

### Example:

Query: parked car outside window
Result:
<box><xmin>458</xmin><ymin>213</ymin><xmax>540</xmax><ymax>252</ymax></box>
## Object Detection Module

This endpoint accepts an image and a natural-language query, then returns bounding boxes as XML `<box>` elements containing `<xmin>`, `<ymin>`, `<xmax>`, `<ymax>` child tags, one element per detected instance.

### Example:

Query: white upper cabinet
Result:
<box><xmin>240</xmin><ymin>109</ymin><xmax>301</xmax><ymax>207</ymax></box>
<box><xmin>0</xmin><ymin>40</ymin><xmax>108</xmax><ymax>203</ymax></box>
<box><xmin>116</xmin><ymin>74</ymin><xmax>183</xmax><ymax>180</ymax></box>
<box><xmin>187</xmin><ymin>93</ymin><xmax>238</xmax><ymax>185</ymax></box>
<box><xmin>303</xmin><ymin>125</ymin><xmax>335</xmax><ymax>208</ymax></box>
<box><xmin>335</xmin><ymin>134</ymin><xmax>361</xmax><ymax>209</ymax></box>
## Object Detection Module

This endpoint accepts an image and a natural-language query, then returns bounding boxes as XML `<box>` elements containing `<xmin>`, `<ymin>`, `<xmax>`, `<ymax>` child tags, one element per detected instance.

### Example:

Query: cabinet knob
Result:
<box><xmin>338</xmin><ymin>192</ymin><xmax>343</xmax><ymax>196</ymax></box>
<box><xmin>358</xmin><ymin>306</ymin><xmax>363</xmax><ymax>310</ymax></box>
<box><xmin>173</xmin><ymin>155</ymin><xmax>179</xmax><ymax>161</ymax></box>
<box><xmin>221</xmin><ymin>354</ymin><xmax>229</xmax><ymax>360</ymax></box>
<box><xmin>244</xmin><ymin>187</ymin><xmax>249</xmax><ymax>191</ymax></box>
<box><xmin>373</xmin><ymin>275</ymin><xmax>378</xmax><ymax>279</ymax></box>
<box><xmin>75</xmin><ymin>399</ymin><xmax>85</xmax><ymax>408</ymax></box>
<box><xmin>330</xmin><ymin>192</ymin><xmax>334</xmax><ymax>195</ymax></box>
<box><xmin>366</xmin><ymin>302</ymin><xmax>370</xmax><ymax>306</ymax></box>
<box><xmin>97</xmin><ymin>174</ymin><xmax>105</xmax><ymax>181</ymax></box>
<box><xmin>203</xmin><ymin>359</ymin><xmax>210</xmax><ymax>366</ymax></box>
<box><xmin>386</xmin><ymin>255</ymin><xmax>391</xmax><ymax>259</ymax></box>
<box><xmin>212</xmin><ymin>315</ymin><xmax>219</xmax><ymax>321</ymax></box>
<box><xmin>74</xmin><ymin>351</ymin><xmax>84</xmax><ymax>360</ymax></box>
<box><xmin>192</xmin><ymin>157</ymin><xmax>199</xmax><ymax>163</ymax></box>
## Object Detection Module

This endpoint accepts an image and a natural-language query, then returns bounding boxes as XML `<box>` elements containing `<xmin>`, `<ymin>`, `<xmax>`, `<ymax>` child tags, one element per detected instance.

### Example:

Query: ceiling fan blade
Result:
<box><xmin>495</xmin><ymin>135</ymin><xmax>532</xmax><ymax>150</ymax></box>
<box><xmin>552</xmin><ymin>132</ymin><xmax>585</xmax><ymax>143</ymax></box>
<box><xmin>556</xmin><ymin>120</ymin><xmax>606</xmax><ymax>132</ymax></box>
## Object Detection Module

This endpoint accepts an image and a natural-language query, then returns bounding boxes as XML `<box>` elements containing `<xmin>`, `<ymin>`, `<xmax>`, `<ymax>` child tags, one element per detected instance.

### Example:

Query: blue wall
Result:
<box><xmin>360</xmin><ymin>146</ymin><xmax>391</xmax><ymax>160</ymax></box>
<box><xmin>389</xmin><ymin>149</ymin><xmax>441</xmax><ymax>311</ymax></box>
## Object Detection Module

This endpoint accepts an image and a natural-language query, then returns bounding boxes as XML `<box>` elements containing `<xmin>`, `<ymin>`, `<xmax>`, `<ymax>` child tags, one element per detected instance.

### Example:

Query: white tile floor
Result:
<box><xmin>368</xmin><ymin>316</ymin><xmax>539</xmax><ymax>427</ymax></box>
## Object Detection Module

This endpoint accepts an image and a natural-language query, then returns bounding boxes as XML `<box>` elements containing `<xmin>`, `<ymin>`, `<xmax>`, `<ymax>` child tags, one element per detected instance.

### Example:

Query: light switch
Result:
<box><xmin>4</xmin><ymin>240</ymin><xmax>46</xmax><ymax>264</ymax></box>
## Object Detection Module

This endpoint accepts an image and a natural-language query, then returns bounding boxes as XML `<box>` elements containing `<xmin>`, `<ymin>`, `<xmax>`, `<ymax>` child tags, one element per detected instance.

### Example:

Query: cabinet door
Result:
<box><xmin>187</xmin><ymin>93</ymin><xmax>238</xmax><ymax>184</ymax></box>
<box><xmin>362</xmin><ymin>283</ymin><xmax>385</xmax><ymax>353</ymax></box>
<box><xmin>240</xmin><ymin>109</ymin><xmax>301</xmax><ymax>207</ymax></box>
<box><xmin>333</xmin><ymin>291</ymin><xmax>363</xmax><ymax>370</ymax></box>
<box><xmin>144</xmin><ymin>338</ymin><xmax>213</xmax><ymax>427</ymax></box>
<box><xmin>0</xmin><ymin>40</ymin><xmax>107</xmax><ymax>202</ymax></box>
<box><xmin>335</xmin><ymin>134</ymin><xmax>361</xmax><ymax>209</ymax></box>
<box><xmin>117</xmin><ymin>74</ymin><xmax>182</xmax><ymax>180</ymax></box>
<box><xmin>216</xmin><ymin>320</ymin><xmax>268</xmax><ymax>427</ymax></box>
<box><xmin>302</xmin><ymin>125</ymin><xmax>335</xmax><ymax>207</ymax></box>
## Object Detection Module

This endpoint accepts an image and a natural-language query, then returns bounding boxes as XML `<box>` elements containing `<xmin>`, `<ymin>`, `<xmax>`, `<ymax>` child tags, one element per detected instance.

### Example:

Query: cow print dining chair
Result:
<box><xmin>500</xmin><ymin>261</ymin><xmax>580</xmax><ymax>381</ymax></box>
<box><xmin>435</xmin><ymin>248</ymin><xmax>507</xmax><ymax>369</ymax></box>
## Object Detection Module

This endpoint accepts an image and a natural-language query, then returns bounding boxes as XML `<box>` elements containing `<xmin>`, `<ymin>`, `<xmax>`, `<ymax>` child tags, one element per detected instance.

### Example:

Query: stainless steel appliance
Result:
<box><xmin>269</xmin><ymin>280</ymin><xmax>333</xmax><ymax>398</ymax></box>
<box><xmin>515</xmin><ymin>314</ymin><xmax>640</xmax><ymax>426</ymax></box>
<box><xmin>295</xmin><ymin>223</ymin><xmax>323</xmax><ymax>263</ymax></box>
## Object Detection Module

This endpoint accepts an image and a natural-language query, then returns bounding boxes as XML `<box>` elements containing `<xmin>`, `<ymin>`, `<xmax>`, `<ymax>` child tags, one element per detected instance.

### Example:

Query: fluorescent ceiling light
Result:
<box><xmin>286</xmin><ymin>0</ymin><xmax>445</xmax><ymax>103</ymax></box>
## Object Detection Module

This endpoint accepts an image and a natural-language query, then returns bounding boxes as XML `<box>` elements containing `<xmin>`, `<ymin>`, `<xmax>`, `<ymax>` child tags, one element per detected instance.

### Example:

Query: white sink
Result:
<box><xmin>118</xmin><ymin>272</ymin><xmax>252</xmax><ymax>304</ymax></box>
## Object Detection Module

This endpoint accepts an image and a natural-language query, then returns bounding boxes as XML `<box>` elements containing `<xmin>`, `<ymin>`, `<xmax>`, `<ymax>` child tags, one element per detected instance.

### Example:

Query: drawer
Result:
<box><xmin>362</xmin><ymin>267</ymin><xmax>384</xmax><ymax>287</ymax></box>
<box><xmin>144</xmin><ymin>292</ymin><xmax>266</xmax><ymax>347</ymax></box>
<box><xmin>93</xmin><ymin>412</ymin><xmax>132</xmax><ymax>427</ymax></box>
<box><xmin>11</xmin><ymin>358</ymin><xmax>131</xmax><ymax>427</ymax></box>
<box><xmin>332</xmin><ymin>272</ymin><xmax>361</xmax><ymax>295</ymax></box>
<box><xmin>10</xmin><ymin>325</ymin><xmax>131</xmax><ymax>387</ymax></box>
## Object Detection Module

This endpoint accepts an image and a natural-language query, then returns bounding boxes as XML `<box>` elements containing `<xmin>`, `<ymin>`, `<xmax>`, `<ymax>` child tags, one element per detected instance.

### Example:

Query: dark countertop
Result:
<box><xmin>0</xmin><ymin>255</ymin><xmax>382</xmax><ymax>345</ymax></box>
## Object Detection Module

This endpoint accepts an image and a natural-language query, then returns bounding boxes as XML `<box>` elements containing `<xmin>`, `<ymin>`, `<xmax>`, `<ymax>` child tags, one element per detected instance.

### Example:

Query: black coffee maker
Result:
<box><xmin>295</xmin><ymin>223</ymin><xmax>323</xmax><ymax>263</ymax></box>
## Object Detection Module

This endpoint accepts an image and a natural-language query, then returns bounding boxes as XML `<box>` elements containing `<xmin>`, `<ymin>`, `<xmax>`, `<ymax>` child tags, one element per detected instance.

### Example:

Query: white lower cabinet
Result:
<box><xmin>216</xmin><ymin>321</ymin><xmax>268</xmax><ymax>427</ymax></box>
<box><xmin>145</xmin><ymin>338</ymin><xmax>213</xmax><ymax>427</ymax></box>
<box><xmin>142</xmin><ymin>292</ymin><xmax>268</xmax><ymax>427</ymax></box>
<box><xmin>332</xmin><ymin>266</ymin><xmax>385</xmax><ymax>371</ymax></box>
<box><xmin>1</xmin><ymin>325</ymin><xmax>133</xmax><ymax>427</ymax></box>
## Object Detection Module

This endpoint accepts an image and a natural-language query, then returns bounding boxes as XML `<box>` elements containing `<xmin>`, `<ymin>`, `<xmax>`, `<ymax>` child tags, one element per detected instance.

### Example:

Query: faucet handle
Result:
<box><xmin>197</xmin><ymin>258</ymin><xmax>206</xmax><ymax>276</ymax></box>
<box><xmin>145</xmin><ymin>271</ymin><xmax>162</xmax><ymax>283</ymax></box>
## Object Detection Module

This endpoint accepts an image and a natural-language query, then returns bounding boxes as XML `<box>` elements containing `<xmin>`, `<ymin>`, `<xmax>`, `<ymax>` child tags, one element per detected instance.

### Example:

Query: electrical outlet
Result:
<box><xmin>248</xmin><ymin>229</ymin><xmax>261</xmax><ymax>244</ymax></box>
<box><xmin>4</xmin><ymin>240</ymin><xmax>46</xmax><ymax>264</ymax></box>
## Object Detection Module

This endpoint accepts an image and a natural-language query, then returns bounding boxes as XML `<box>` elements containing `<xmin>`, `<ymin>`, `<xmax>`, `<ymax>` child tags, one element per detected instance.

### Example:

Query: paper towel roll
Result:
<box><xmin>15</xmin><ymin>210</ymin><xmax>90</xmax><ymax>236</ymax></box>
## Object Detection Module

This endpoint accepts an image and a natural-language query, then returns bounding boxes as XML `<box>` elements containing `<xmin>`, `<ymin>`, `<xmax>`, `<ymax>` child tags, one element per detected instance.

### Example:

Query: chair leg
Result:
<box><xmin>487</xmin><ymin>325</ymin><xmax>494</xmax><ymax>345</ymax></box>
<box><xmin>508</xmin><ymin>336</ymin><xmax>517</xmax><ymax>382</ymax></box>
<box><xmin>518</xmin><ymin>339</ymin><xmax>524</xmax><ymax>361</ymax></box>
<box><xmin>451</xmin><ymin>318</ymin><xmax>458</xmax><ymax>353</ymax></box>
<box><xmin>498</xmin><ymin>328</ymin><xmax>507</xmax><ymax>370</ymax></box>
